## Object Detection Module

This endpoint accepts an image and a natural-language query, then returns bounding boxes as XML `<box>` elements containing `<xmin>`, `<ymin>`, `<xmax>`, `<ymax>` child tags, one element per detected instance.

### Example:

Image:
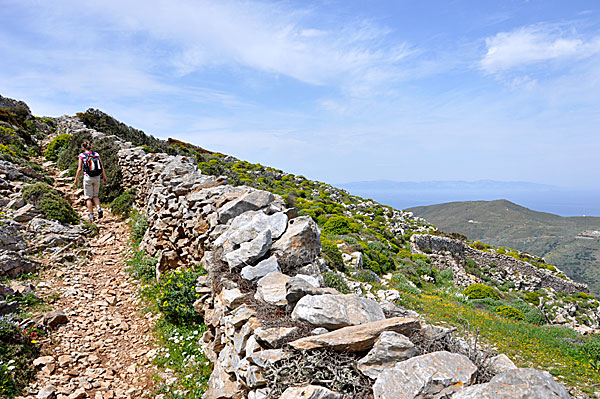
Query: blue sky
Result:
<box><xmin>1</xmin><ymin>0</ymin><xmax>599</xmax><ymax>188</ymax></box>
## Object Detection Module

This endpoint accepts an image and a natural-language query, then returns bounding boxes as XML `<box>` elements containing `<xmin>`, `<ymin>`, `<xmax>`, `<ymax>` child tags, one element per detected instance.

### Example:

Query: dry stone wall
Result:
<box><xmin>54</xmin><ymin>116</ymin><xmax>574</xmax><ymax>398</ymax></box>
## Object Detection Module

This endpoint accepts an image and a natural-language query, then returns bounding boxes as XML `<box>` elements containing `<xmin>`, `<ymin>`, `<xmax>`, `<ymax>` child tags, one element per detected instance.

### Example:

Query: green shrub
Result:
<box><xmin>21</xmin><ymin>182</ymin><xmax>79</xmax><ymax>224</ymax></box>
<box><xmin>110</xmin><ymin>188</ymin><xmax>136</xmax><ymax>217</ymax></box>
<box><xmin>524</xmin><ymin>308</ymin><xmax>546</xmax><ymax>325</ymax></box>
<box><xmin>524</xmin><ymin>291</ymin><xmax>543</xmax><ymax>304</ymax></box>
<box><xmin>44</xmin><ymin>134</ymin><xmax>71</xmax><ymax>161</ymax></box>
<box><xmin>129</xmin><ymin>210</ymin><xmax>148</xmax><ymax>246</ymax></box>
<box><xmin>126</xmin><ymin>249</ymin><xmax>157</xmax><ymax>284</ymax></box>
<box><xmin>464</xmin><ymin>283</ymin><xmax>500</xmax><ymax>300</ymax></box>
<box><xmin>321</xmin><ymin>239</ymin><xmax>345</xmax><ymax>272</ymax></box>
<box><xmin>157</xmin><ymin>268</ymin><xmax>203</xmax><ymax>324</ymax></box>
<box><xmin>0</xmin><ymin>315</ymin><xmax>40</xmax><ymax>397</ymax></box>
<box><xmin>323</xmin><ymin>272</ymin><xmax>351</xmax><ymax>294</ymax></box>
<box><xmin>353</xmin><ymin>269</ymin><xmax>380</xmax><ymax>284</ymax></box>
<box><xmin>390</xmin><ymin>272</ymin><xmax>421</xmax><ymax>295</ymax></box>
<box><xmin>437</xmin><ymin>269</ymin><xmax>454</xmax><ymax>285</ymax></box>
<box><xmin>322</xmin><ymin>216</ymin><xmax>357</xmax><ymax>236</ymax></box>
<box><xmin>495</xmin><ymin>306</ymin><xmax>525</xmax><ymax>320</ymax></box>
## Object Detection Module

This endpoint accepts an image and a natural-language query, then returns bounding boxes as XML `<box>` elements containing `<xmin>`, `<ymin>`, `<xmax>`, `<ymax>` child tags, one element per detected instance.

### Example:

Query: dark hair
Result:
<box><xmin>81</xmin><ymin>140</ymin><xmax>91</xmax><ymax>151</ymax></box>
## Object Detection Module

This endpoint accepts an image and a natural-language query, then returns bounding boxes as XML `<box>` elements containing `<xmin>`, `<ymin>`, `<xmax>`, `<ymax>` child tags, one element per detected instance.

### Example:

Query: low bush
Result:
<box><xmin>321</xmin><ymin>239</ymin><xmax>345</xmax><ymax>272</ymax></box>
<box><xmin>353</xmin><ymin>269</ymin><xmax>380</xmax><ymax>284</ymax></box>
<box><xmin>495</xmin><ymin>305</ymin><xmax>525</xmax><ymax>320</ymax></box>
<box><xmin>524</xmin><ymin>291</ymin><xmax>543</xmax><ymax>304</ymax></box>
<box><xmin>390</xmin><ymin>272</ymin><xmax>421</xmax><ymax>295</ymax></box>
<box><xmin>323</xmin><ymin>272</ymin><xmax>351</xmax><ymax>294</ymax></box>
<box><xmin>0</xmin><ymin>315</ymin><xmax>40</xmax><ymax>397</ymax></box>
<box><xmin>156</xmin><ymin>268</ymin><xmax>203</xmax><ymax>324</ymax></box>
<box><xmin>126</xmin><ymin>249</ymin><xmax>157</xmax><ymax>284</ymax></box>
<box><xmin>110</xmin><ymin>188</ymin><xmax>136</xmax><ymax>217</ymax></box>
<box><xmin>129</xmin><ymin>210</ymin><xmax>148</xmax><ymax>246</ymax></box>
<box><xmin>44</xmin><ymin>134</ymin><xmax>71</xmax><ymax>161</ymax></box>
<box><xmin>21</xmin><ymin>182</ymin><xmax>79</xmax><ymax>224</ymax></box>
<box><xmin>464</xmin><ymin>283</ymin><xmax>500</xmax><ymax>300</ymax></box>
<box><xmin>524</xmin><ymin>308</ymin><xmax>546</xmax><ymax>325</ymax></box>
<box><xmin>322</xmin><ymin>216</ymin><xmax>357</xmax><ymax>236</ymax></box>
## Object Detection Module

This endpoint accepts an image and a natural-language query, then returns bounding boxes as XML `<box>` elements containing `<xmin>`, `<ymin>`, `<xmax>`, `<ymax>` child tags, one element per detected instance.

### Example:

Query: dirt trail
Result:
<box><xmin>18</xmin><ymin>169</ymin><xmax>158</xmax><ymax>399</ymax></box>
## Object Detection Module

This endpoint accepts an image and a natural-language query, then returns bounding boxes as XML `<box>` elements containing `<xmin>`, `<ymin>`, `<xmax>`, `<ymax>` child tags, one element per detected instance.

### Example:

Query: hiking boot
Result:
<box><xmin>89</xmin><ymin>214</ymin><xmax>95</xmax><ymax>222</ymax></box>
<box><xmin>98</xmin><ymin>209</ymin><xmax>103</xmax><ymax>219</ymax></box>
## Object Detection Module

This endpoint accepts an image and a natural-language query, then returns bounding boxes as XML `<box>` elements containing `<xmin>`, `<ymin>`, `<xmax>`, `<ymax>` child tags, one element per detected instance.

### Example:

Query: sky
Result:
<box><xmin>1</xmin><ymin>0</ymin><xmax>599</xmax><ymax>189</ymax></box>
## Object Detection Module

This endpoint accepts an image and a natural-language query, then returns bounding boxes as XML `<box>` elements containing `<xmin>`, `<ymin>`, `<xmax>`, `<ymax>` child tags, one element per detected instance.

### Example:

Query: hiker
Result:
<box><xmin>73</xmin><ymin>140</ymin><xmax>107</xmax><ymax>222</ymax></box>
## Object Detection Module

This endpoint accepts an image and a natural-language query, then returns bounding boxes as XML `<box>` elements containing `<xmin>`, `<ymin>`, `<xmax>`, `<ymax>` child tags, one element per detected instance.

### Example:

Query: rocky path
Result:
<box><xmin>17</xmin><ymin>173</ymin><xmax>158</xmax><ymax>399</ymax></box>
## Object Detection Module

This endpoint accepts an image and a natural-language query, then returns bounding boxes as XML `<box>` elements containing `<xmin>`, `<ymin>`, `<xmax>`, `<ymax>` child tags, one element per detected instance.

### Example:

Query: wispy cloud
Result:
<box><xmin>480</xmin><ymin>24</ymin><xmax>600</xmax><ymax>74</ymax></box>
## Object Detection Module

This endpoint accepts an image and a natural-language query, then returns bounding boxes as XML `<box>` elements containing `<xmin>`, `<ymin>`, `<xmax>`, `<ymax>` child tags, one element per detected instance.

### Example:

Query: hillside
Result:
<box><xmin>408</xmin><ymin>200</ymin><xmax>600</xmax><ymax>294</ymax></box>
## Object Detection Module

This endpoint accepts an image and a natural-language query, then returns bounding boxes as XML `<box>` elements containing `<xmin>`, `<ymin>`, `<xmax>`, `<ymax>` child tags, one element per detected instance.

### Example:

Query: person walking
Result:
<box><xmin>73</xmin><ymin>140</ymin><xmax>107</xmax><ymax>222</ymax></box>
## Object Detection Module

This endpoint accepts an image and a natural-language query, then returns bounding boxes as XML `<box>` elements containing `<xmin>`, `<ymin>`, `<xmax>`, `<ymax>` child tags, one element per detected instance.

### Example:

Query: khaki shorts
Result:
<box><xmin>83</xmin><ymin>175</ymin><xmax>101</xmax><ymax>199</ymax></box>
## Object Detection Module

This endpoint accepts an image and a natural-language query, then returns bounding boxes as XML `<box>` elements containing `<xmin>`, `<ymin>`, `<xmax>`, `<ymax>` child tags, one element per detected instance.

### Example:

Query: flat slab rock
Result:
<box><xmin>291</xmin><ymin>293</ymin><xmax>385</xmax><ymax>329</ymax></box>
<box><xmin>289</xmin><ymin>317</ymin><xmax>420</xmax><ymax>352</ymax></box>
<box><xmin>373</xmin><ymin>351</ymin><xmax>477</xmax><ymax>399</ymax></box>
<box><xmin>452</xmin><ymin>368</ymin><xmax>570</xmax><ymax>399</ymax></box>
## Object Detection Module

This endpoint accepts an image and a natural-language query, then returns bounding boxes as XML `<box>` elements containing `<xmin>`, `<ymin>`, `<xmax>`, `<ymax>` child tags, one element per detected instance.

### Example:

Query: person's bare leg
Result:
<box><xmin>86</xmin><ymin>198</ymin><xmax>94</xmax><ymax>216</ymax></box>
<box><xmin>93</xmin><ymin>196</ymin><xmax>103</xmax><ymax>218</ymax></box>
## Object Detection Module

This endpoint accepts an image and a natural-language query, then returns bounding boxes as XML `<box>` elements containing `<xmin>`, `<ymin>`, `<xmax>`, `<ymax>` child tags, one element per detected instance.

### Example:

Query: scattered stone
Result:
<box><xmin>487</xmin><ymin>354</ymin><xmax>517</xmax><ymax>375</ymax></box>
<box><xmin>271</xmin><ymin>216</ymin><xmax>321</xmax><ymax>272</ymax></box>
<box><xmin>43</xmin><ymin>309</ymin><xmax>69</xmax><ymax>328</ymax></box>
<box><xmin>254</xmin><ymin>326</ymin><xmax>298</xmax><ymax>348</ymax></box>
<box><xmin>241</xmin><ymin>256</ymin><xmax>281</xmax><ymax>283</ymax></box>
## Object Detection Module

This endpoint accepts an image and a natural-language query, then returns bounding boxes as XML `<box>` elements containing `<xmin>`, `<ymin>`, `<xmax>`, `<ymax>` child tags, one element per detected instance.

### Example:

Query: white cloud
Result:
<box><xmin>480</xmin><ymin>24</ymin><xmax>600</xmax><ymax>73</ymax></box>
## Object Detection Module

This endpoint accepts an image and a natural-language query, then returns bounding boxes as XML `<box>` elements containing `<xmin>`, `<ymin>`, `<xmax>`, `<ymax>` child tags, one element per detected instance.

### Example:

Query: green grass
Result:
<box><xmin>397</xmin><ymin>286</ymin><xmax>600</xmax><ymax>396</ymax></box>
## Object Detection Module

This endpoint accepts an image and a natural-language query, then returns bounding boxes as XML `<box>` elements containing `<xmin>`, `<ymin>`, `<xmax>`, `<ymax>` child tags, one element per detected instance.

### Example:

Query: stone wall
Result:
<box><xmin>411</xmin><ymin>234</ymin><xmax>588</xmax><ymax>294</ymax></box>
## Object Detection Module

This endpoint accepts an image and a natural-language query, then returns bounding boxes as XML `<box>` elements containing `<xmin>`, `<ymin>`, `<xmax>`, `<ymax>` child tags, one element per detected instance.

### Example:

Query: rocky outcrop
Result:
<box><xmin>411</xmin><ymin>234</ymin><xmax>588</xmax><ymax>294</ymax></box>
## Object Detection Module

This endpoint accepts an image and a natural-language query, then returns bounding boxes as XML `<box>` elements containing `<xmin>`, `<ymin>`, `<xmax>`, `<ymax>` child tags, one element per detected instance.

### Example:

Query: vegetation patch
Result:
<box><xmin>110</xmin><ymin>188</ymin><xmax>137</xmax><ymax>217</ymax></box>
<box><xmin>21</xmin><ymin>182</ymin><xmax>79</xmax><ymax>224</ymax></box>
<box><xmin>0</xmin><ymin>315</ymin><xmax>41</xmax><ymax>397</ymax></box>
<box><xmin>44</xmin><ymin>133</ymin><xmax>71</xmax><ymax>161</ymax></box>
<box><xmin>495</xmin><ymin>305</ymin><xmax>525</xmax><ymax>321</ymax></box>
<box><xmin>323</xmin><ymin>272</ymin><xmax>351</xmax><ymax>294</ymax></box>
<box><xmin>464</xmin><ymin>283</ymin><xmax>500</xmax><ymax>300</ymax></box>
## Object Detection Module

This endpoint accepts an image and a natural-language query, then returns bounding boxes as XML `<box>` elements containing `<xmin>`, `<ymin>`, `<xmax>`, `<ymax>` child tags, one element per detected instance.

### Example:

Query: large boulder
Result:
<box><xmin>255</xmin><ymin>272</ymin><xmax>291</xmax><ymax>306</ymax></box>
<box><xmin>0</xmin><ymin>250</ymin><xmax>39</xmax><ymax>278</ymax></box>
<box><xmin>218</xmin><ymin>190</ymin><xmax>275</xmax><ymax>224</ymax></box>
<box><xmin>241</xmin><ymin>256</ymin><xmax>281</xmax><ymax>283</ymax></box>
<box><xmin>272</xmin><ymin>216</ymin><xmax>321</xmax><ymax>272</ymax></box>
<box><xmin>452</xmin><ymin>368</ymin><xmax>570</xmax><ymax>399</ymax></box>
<box><xmin>357</xmin><ymin>331</ymin><xmax>418</xmax><ymax>379</ymax></box>
<box><xmin>214</xmin><ymin>211</ymin><xmax>288</xmax><ymax>253</ymax></box>
<box><xmin>291</xmin><ymin>294</ymin><xmax>385</xmax><ymax>329</ymax></box>
<box><xmin>285</xmin><ymin>277</ymin><xmax>336</xmax><ymax>307</ymax></box>
<box><xmin>372</xmin><ymin>351</ymin><xmax>477</xmax><ymax>399</ymax></box>
<box><xmin>289</xmin><ymin>317</ymin><xmax>420</xmax><ymax>352</ymax></box>
<box><xmin>223</xmin><ymin>230</ymin><xmax>272</xmax><ymax>270</ymax></box>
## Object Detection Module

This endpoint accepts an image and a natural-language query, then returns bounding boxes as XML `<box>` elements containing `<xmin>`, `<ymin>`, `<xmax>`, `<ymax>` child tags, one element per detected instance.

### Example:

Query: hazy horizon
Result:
<box><xmin>338</xmin><ymin>179</ymin><xmax>600</xmax><ymax>217</ymax></box>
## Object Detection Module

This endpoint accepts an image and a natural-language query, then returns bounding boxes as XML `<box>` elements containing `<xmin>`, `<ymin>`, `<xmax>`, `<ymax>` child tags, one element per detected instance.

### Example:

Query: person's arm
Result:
<box><xmin>100</xmin><ymin>157</ymin><xmax>107</xmax><ymax>184</ymax></box>
<box><xmin>73</xmin><ymin>158</ymin><xmax>83</xmax><ymax>187</ymax></box>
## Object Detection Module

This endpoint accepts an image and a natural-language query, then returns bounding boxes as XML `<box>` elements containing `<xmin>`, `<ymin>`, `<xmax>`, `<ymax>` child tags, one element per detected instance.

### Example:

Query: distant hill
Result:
<box><xmin>338</xmin><ymin>180</ymin><xmax>600</xmax><ymax>216</ymax></box>
<box><xmin>408</xmin><ymin>199</ymin><xmax>600</xmax><ymax>294</ymax></box>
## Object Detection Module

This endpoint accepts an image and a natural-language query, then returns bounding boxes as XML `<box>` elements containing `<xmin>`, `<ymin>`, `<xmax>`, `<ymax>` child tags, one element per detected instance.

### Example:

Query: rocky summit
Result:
<box><xmin>1</xmin><ymin>98</ymin><xmax>597</xmax><ymax>399</ymax></box>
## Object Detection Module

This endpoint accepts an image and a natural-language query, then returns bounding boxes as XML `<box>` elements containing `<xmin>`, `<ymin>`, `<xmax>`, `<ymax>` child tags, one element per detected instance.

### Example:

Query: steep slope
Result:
<box><xmin>408</xmin><ymin>200</ymin><xmax>600</xmax><ymax>294</ymax></box>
